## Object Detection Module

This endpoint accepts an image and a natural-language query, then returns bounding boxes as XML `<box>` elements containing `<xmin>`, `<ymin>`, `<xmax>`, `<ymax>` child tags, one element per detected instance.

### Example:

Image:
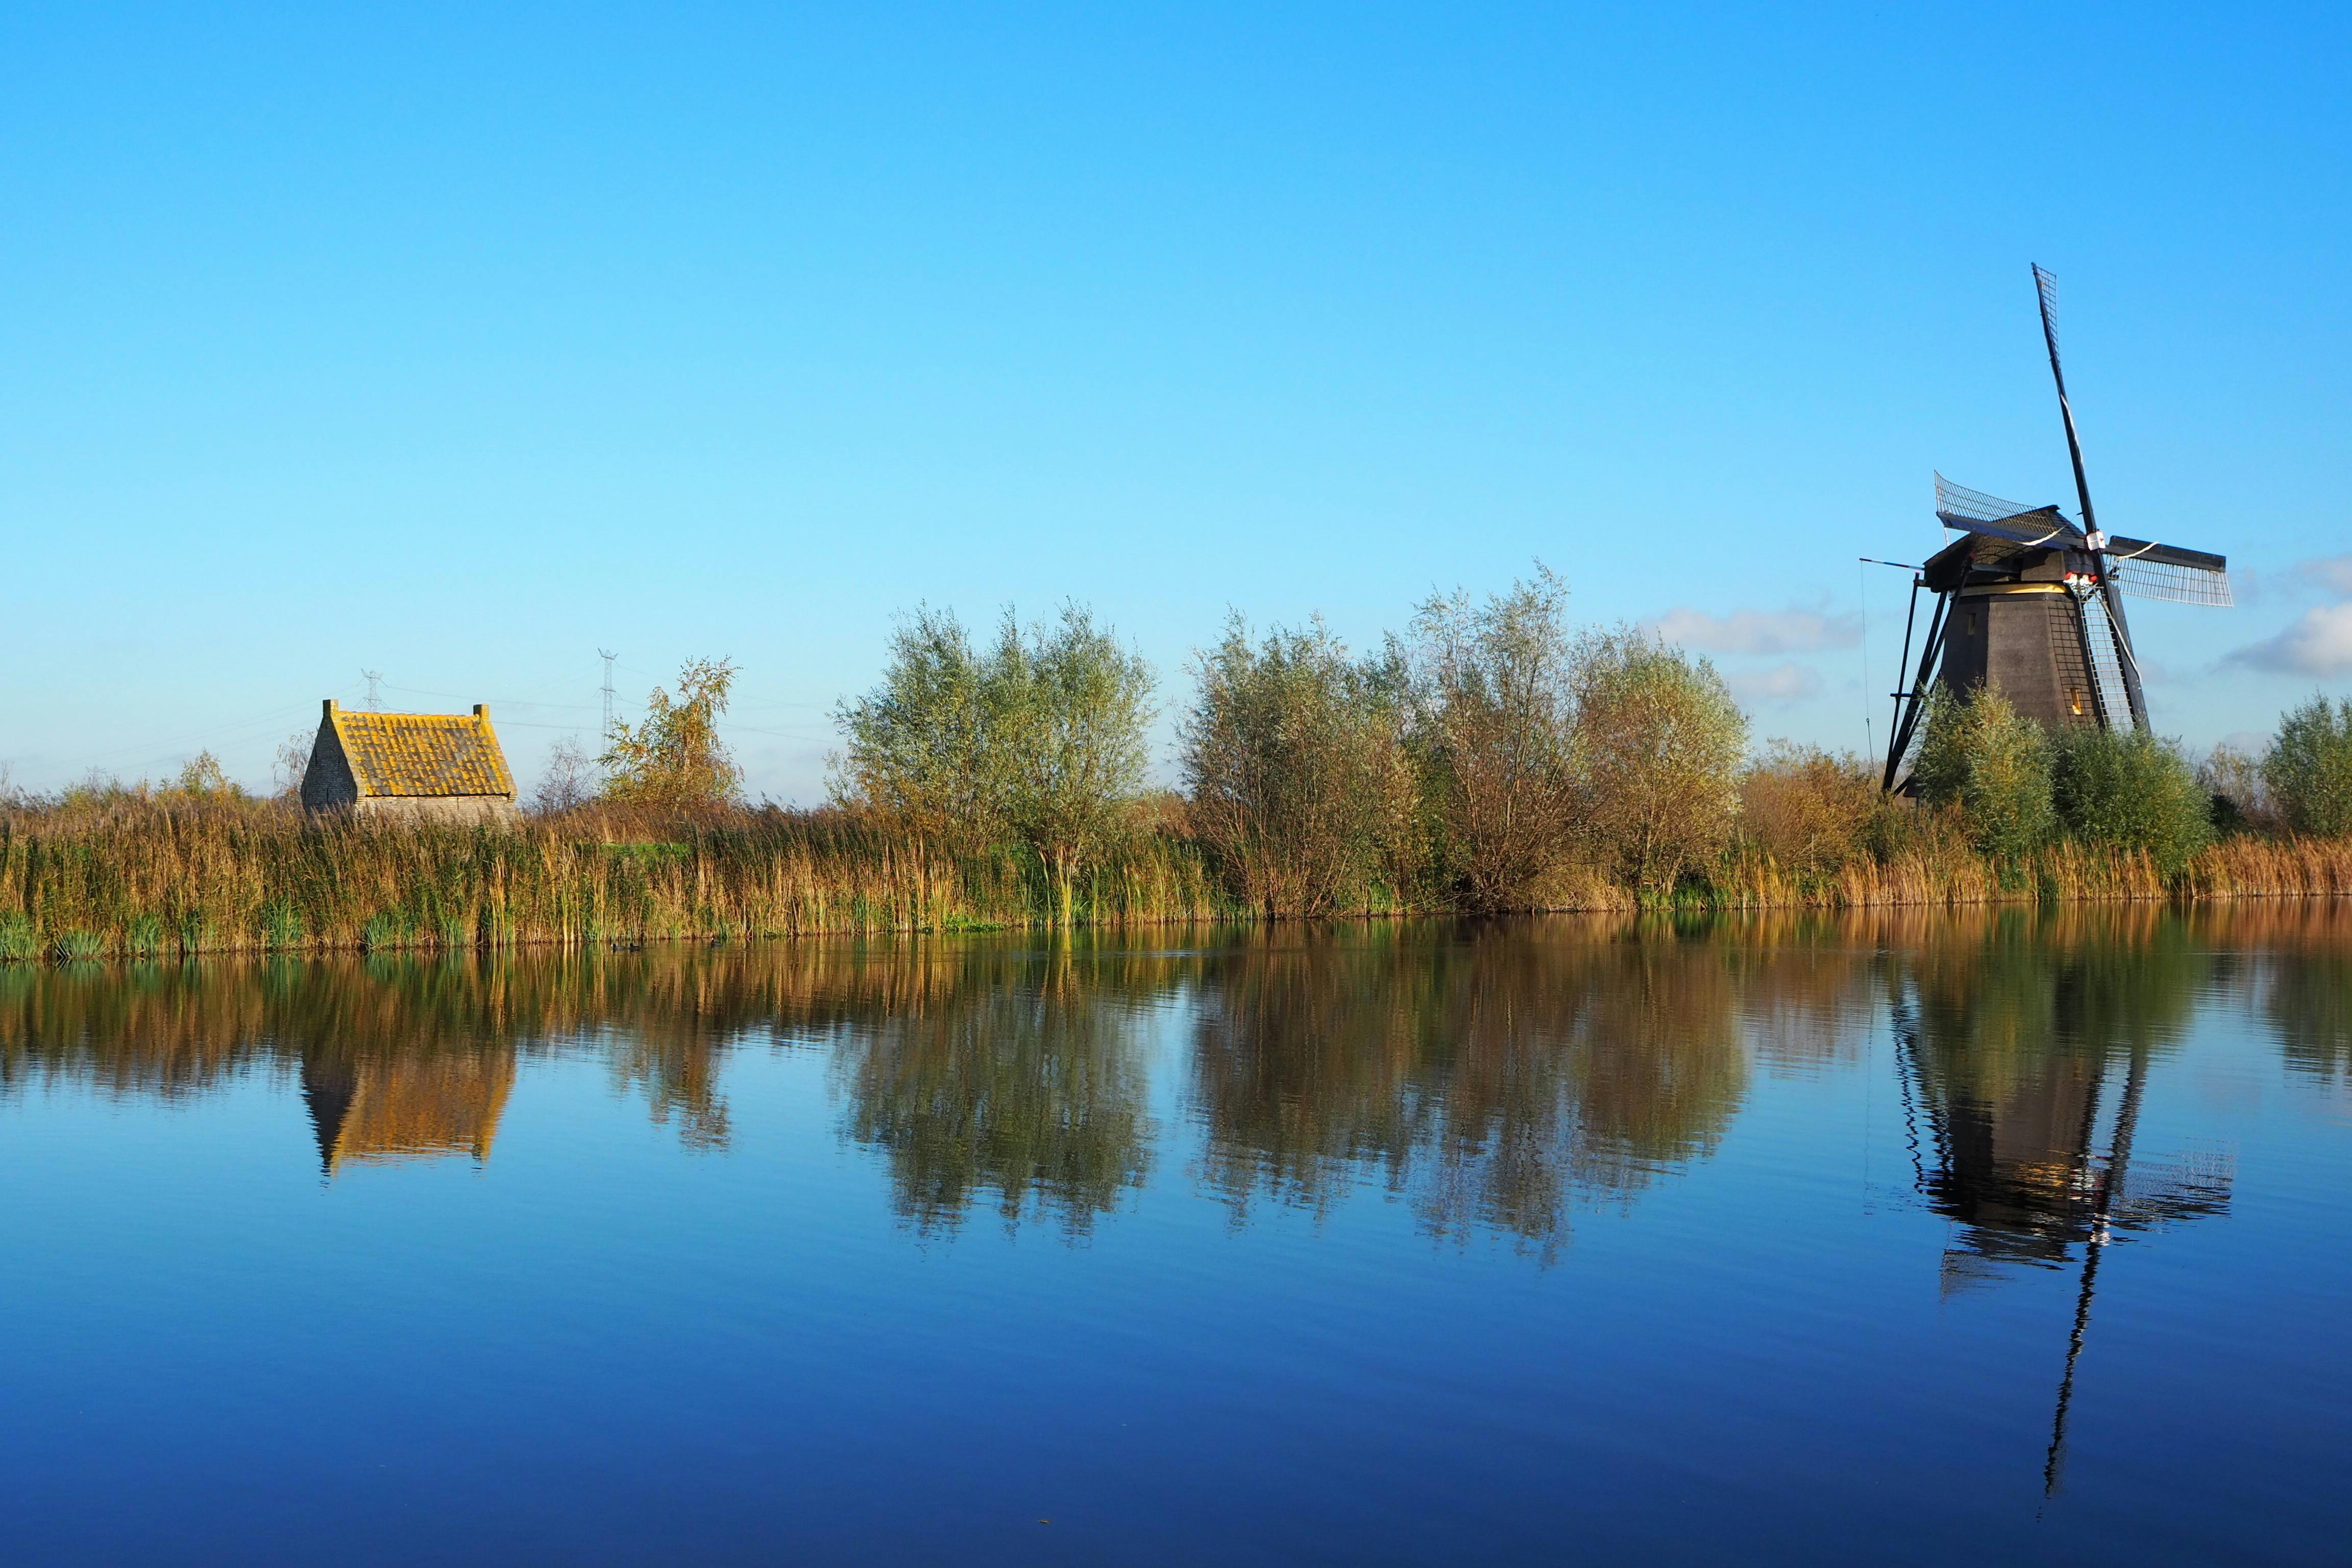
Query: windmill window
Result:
<box><xmin>2068</xmin><ymin>688</ymin><xmax>2084</xmax><ymax>717</ymax></box>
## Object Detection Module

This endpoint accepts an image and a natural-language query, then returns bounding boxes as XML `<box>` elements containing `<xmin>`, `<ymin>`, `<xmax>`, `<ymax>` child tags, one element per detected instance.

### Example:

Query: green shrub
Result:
<box><xmin>51</xmin><ymin>928</ymin><xmax>106</xmax><ymax>962</ymax></box>
<box><xmin>2051</xmin><ymin>727</ymin><xmax>2214</xmax><ymax>876</ymax></box>
<box><xmin>2263</xmin><ymin>695</ymin><xmax>2352</xmax><ymax>837</ymax></box>
<box><xmin>1180</xmin><ymin>615</ymin><xmax>1416</xmax><ymax>915</ymax></box>
<box><xmin>260</xmin><ymin>903</ymin><xmax>306</xmax><ymax>950</ymax></box>
<box><xmin>1912</xmin><ymin>688</ymin><xmax>2053</xmax><ymax>861</ymax></box>
<box><xmin>837</xmin><ymin>604</ymin><xmax>1157</xmax><ymax>924</ymax></box>
<box><xmin>2199</xmin><ymin>743</ymin><xmax>2272</xmax><ymax>835</ymax></box>
<box><xmin>1405</xmin><ymin>568</ymin><xmax>1582</xmax><ymax>911</ymax></box>
<box><xmin>127</xmin><ymin>914</ymin><xmax>166</xmax><ymax>957</ymax></box>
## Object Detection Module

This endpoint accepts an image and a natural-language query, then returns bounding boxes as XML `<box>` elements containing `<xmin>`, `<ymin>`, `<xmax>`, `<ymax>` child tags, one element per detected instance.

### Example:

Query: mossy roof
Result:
<box><xmin>332</xmin><ymin>708</ymin><xmax>517</xmax><ymax>799</ymax></box>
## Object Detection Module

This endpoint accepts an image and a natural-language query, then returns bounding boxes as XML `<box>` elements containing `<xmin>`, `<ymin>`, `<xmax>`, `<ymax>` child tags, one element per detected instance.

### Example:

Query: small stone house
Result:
<box><xmin>300</xmin><ymin>698</ymin><xmax>521</xmax><ymax>824</ymax></box>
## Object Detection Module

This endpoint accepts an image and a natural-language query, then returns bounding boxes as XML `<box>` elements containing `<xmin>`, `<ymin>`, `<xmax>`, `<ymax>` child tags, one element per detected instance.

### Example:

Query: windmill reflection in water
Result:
<box><xmin>1888</xmin><ymin>922</ymin><xmax>2233</xmax><ymax>1496</ymax></box>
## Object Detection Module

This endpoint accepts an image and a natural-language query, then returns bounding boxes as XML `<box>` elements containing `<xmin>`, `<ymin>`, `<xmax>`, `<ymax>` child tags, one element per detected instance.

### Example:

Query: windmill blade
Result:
<box><xmin>2105</xmin><ymin>536</ymin><xmax>2226</xmax><ymax>573</ymax></box>
<box><xmin>1933</xmin><ymin>474</ymin><xmax>2085</xmax><ymax>546</ymax></box>
<box><xmin>1934</xmin><ymin>473</ymin><xmax>2038</xmax><ymax>524</ymax></box>
<box><xmin>2035</xmin><ymin>263</ymin><xmax>2065</xmax><ymax>371</ymax></box>
<box><xmin>2032</xmin><ymin>266</ymin><xmax>2145</xmax><ymax>725</ymax></box>
<box><xmin>2106</xmin><ymin>538</ymin><xmax>2234</xmax><ymax>607</ymax></box>
<box><xmin>2079</xmin><ymin>592</ymin><xmax>2136</xmax><ymax>724</ymax></box>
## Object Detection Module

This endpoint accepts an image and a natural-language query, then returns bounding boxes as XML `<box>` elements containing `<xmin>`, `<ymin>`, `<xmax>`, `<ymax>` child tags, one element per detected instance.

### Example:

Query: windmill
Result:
<box><xmin>1880</xmin><ymin>267</ymin><xmax>2233</xmax><ymax>792</ymax></box>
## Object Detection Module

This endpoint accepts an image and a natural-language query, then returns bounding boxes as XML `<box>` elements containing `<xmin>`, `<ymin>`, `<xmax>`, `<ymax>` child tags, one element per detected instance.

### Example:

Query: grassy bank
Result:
<box><xmin>4</xmin><ymin>795</ymin><xmax>2351</xmax><ymax>962</ymax></box>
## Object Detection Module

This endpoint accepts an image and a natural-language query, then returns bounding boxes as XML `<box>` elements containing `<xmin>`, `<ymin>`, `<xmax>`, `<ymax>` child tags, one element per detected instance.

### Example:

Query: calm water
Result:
<box><xmin>4</xmin><ymin>911</ymin><xmax>2348</xmax><ymax>1565</ymax></box>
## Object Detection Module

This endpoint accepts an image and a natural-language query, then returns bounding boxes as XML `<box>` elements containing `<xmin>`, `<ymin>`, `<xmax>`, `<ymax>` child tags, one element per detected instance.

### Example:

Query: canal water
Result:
<box><xmin>3</xmin><ymin>909</ymin><xmax>2346</xmax><ymax>1565</ymax></box>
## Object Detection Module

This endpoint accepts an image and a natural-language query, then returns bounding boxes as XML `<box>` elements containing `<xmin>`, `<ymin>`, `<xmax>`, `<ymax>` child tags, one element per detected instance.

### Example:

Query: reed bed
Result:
<box><xmin>0</xmin><ymin>801</ymin><xmax>1233</xmax><ymax>962</ymax></box>
<box><xmin>4</xmin><ymin>796</ymin><xmax>2349</xmax><ymax>963</ymax></box>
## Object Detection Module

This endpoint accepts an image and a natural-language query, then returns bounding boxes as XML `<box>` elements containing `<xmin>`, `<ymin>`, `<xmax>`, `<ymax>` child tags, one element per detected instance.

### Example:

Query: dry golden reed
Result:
<box><xmin>0</xmin><ymin>800</ymin><xmax>1230</xmax><ymax>961</ymax></box>
<box><xmin>3</xmin><ymin>794</ymin><xmax>2348</xmax><ymax>962</ymax></box>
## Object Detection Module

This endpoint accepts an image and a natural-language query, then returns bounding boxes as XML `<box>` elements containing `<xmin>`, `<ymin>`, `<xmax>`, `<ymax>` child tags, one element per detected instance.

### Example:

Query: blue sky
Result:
<box><xmin>4</xmin><ymin>3</ymin><xmax>2346</xmax><ymax>802</ymax></box>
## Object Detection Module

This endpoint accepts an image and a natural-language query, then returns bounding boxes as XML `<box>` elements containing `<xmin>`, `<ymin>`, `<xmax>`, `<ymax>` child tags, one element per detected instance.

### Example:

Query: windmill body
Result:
<box><xmin>1881</xmin><ymin>268</ymin><xmax>2233</xmax><ymax>791</ymax></box>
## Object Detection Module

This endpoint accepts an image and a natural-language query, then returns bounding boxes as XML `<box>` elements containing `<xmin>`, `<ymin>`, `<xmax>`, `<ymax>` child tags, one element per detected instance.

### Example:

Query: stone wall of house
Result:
<box><xmin>300</xmin><ymin>719</ymin><xmax>360</xmax><ymax>813</ymax></box>
<box><xmin>354</xmin><ymin>795</ymin><xmax>521</xmax><ymax>827</ymax></box>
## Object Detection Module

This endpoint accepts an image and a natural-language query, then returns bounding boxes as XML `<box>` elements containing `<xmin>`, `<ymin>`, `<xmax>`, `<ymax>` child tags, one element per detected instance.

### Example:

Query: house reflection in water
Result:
<box><xmin>301</xmin><ymin>1048</ymin><xmax>516</xmax><ymax>1175</ymax></box>
<box><xmin>1889</xmin><ymin>911</ymin><xmax>2233</xmax><ymax>1493</ymax></box>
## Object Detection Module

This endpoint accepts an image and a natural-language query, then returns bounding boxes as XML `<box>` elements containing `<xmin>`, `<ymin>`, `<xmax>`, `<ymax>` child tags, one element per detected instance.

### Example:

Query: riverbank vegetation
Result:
<box><xmin>5</xmin><ymin>581</ymin><xmax>2351</xmax><ymax>960</ymax></box>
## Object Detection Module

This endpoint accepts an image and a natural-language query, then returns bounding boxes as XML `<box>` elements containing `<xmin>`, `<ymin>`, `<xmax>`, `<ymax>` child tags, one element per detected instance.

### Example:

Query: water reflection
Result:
<box><xmin>1890</xmin><ymin>909</ymin><xmax>2228</xmax><ymax>1281</ymax></box>
<box><xmin>1189</xmin><ymin>922</ymin><xmax>1752</xmax><ymax>1258</ymax></box>
<box><xmin>2232</xmin><ymin>901</ymin><xmax>2352</xmax><ymax>1090</ymax></box>
<box><xmin>812</xmin><ymin>944</ymin><xmax>1161</xmax><ymax>1236</ymax></box>
<box><xmin>0</xmin><ymin>953</ymin><xmax>754</xmax><ymax>1166</ymax></box>
<box><xmin>1885</xmin><ymin>908</ymin><xmax>2237</xmax><ymax>1494</ymax></box>
<box><xmin>0</xmin><ymin>907</ymin><xmax>2340</xmax><ymax>1250</ymax></box>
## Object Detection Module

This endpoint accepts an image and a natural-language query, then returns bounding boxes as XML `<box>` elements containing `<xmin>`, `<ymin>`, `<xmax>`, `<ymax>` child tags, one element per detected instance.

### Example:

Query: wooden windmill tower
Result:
<box><xmin>1882</xmin><ymin>267</ymin><xmax>2234</xmax><ymax>791</ymax></box>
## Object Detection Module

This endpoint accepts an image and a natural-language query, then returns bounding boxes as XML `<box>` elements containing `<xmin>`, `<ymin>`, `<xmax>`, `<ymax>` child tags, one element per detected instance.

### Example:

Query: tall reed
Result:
<box><xmin>0</xmin><ymin>800</ymin><xmax>1232</xmax><ymax>961</ymax></box>
<box><xmin>4</xmin><ymin>793</ymin><xmax>2350</xmax><ymax>963</ymax></box>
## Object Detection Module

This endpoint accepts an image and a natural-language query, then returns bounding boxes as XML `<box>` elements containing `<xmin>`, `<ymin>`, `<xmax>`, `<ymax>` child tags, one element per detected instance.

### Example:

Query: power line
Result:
<box><xmin>380</xmin><ymin>682</ymin><xmax>597</xmax><ymax>713</ymax></box>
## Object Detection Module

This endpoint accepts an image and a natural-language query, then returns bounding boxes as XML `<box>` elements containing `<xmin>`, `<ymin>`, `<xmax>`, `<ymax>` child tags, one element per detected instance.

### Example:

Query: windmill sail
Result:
<box><xmin>2104</xmin><ymin>537</ymin><xmax>2233</xmax><ymax>607</ymax></box>
<box><xmin>1933</xmin><ymin>474</ymin><xmax>2083</xmax><ymax>547</ymax></box>
<box><xmin>2079</xmin><ymin>592</ymin><xmax>2136</xmax><ymax>726</ymax></box>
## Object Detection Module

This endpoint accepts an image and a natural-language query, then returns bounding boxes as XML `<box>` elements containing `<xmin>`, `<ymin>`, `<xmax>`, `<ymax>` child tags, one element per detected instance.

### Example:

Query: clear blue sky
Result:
<box><xmin>5</xmin><ymin>3</ymin><xmax>2347</xmax><ymax>802</ymax></box>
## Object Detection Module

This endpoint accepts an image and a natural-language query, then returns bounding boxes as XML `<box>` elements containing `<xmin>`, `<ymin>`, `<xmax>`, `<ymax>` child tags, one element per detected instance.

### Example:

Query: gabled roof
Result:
<box><xmin>330</xmin><ymin>703</ymin><xmax>516</xmax><ymax>799</ymax></box>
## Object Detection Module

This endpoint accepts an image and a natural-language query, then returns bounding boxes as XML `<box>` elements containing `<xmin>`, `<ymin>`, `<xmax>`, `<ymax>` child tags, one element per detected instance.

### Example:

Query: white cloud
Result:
<box><xmin>1725</xmin><ymin>663</ymin><xmax>1821</xmax><ymax>704</ymax></box>
<box><xmin>1646</xmin><ymin>605</ymin><xmax>1861</xmax><ymax>656</ymax></box>
<box><xmin>2227</xmin><ymin>602</ymin><xmax>2352</xmax><ymax>676</ymax></box>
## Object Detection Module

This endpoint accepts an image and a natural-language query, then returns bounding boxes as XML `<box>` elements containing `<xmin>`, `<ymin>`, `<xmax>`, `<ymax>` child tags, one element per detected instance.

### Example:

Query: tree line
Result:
<box><xmin>814</xmin><ymin>571</ymin><xmax>2352</xmax><ymax>914</ymax></box>
<box><xmin>830</xmin><ymin>570</ymin><xmax>1752</xmax><ymax>916</ymax></box>
<box><xmin>19</xmin><ymin>569</ymin><xmax>2344</xmax><ymax>931</ymax></box>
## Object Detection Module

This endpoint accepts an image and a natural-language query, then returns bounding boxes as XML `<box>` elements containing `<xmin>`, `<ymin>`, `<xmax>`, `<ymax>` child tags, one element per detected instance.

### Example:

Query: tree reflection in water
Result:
<box><xmin>3</xmin><ymin>906</ymin><xmax>2335</xmax><ymax>1288</ymax></box>
<box><xmin>813</xmin><ymin>943</ymin><xmax>1161</xmax><ymax>1238</ymax></box>
<box><xmin>1187</xmin><ymin>919</ymin><xmax>1756</xmax><ymax>1259</ymax></box>
<box><xmin>2232</xmin><ymin>900</ymin><xmax>2352</xmax><ymax>1090</ymax></box>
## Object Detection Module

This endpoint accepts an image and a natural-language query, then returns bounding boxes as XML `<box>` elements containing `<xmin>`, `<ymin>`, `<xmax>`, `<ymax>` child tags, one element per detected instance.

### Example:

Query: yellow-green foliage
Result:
<box><xmin>1569</xmin><ymin>629</ymin><xmax>1748</xmax><ymax>894</ymax></box>
<box><xmin>2051</xmin><ymin>727</ymin><xmax>2214</xmax><ymax>876</ymax></box>
<box><xmin>2264</xmin><ymin>695</ymin><xmax>2352</xmax><ymax>838</ymax></box>
<box><xmin>1912</xmin><ymin>689</ymin><xmax>2053</xmax><ymax>860</ymax></box>
<box><xmin>600</xmin><ymin>658</ymin><xmax>745</xmax><ymax>810</ymax></box>
<box><xmin>1736</xmin><ymin>744</ymin><xmax>1884</xmax><ymax>879</ymax></box>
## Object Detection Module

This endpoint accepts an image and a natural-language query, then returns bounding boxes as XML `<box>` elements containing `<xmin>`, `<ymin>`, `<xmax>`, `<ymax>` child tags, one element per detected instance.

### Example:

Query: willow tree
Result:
<box><xmin>1180</xmin><ymin>615</ymin><xmax>1415</xmax><ymax>916</ymax></box>
<box><xmin>835</xmin><ymin>603</ymin><xmax>1155</xmax><ymax>922</ymax></box>
<box><xmin>1405</xmin><ymin>567</ymin><xmax>1580</xmax><ymax>911</ymax></box>
<box><xmin>600</xmin><ymin>657</ymin><xmax>743</xmax><ymax>811</ymax></box>
<box><xmin>2263</xmin><ymin>695</ymin><xmax>2352</xmax><ymax>838</ymax></box>
<box><xmin>1570</xmin><ymin>629</ymin><xmax>1748</xmax><ymax>896</ymax></box>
